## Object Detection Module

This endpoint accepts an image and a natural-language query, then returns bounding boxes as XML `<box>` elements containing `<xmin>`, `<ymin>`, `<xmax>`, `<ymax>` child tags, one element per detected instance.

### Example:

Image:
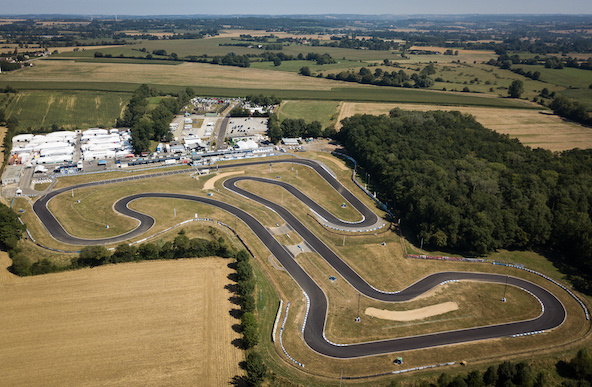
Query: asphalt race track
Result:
<box><xmin>33</xmin><ymin>158</ymin><xmax>566</xmax><ymax>358</ymax></box>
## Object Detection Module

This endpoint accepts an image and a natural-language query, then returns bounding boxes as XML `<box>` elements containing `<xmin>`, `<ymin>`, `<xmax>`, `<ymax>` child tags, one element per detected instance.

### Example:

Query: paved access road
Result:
<box><xmin>33</xmin><ymin>158</ymin><xmax>566</xmax><ymax>358</ymax></box>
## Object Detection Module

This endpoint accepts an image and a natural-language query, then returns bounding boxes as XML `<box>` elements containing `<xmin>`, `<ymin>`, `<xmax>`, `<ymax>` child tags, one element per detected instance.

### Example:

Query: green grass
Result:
<box><xmin>0</xmin><ymin>80</ymin><xmax>537</xmax><ymax>108</ymax></box>
<box><xmin>510</xmin><ymin>64</ymin><xmax>592</xmax><ymax>106</ymax></box>
<box><xmin>278</xmin><ymin>100</ymin><xmax>341</xmax><ymax>127</ymax></box>
<box><xmin>3</xmin><ymin>90</ymin><xmax>130</xmax><ymax>130</ymax></box>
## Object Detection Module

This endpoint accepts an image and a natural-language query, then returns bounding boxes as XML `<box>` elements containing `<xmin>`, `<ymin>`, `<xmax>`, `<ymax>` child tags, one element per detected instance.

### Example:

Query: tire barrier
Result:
<box><xmin>272</xmin><ymin>300</ymin><xmax>283</xmax><ymax>343</ymax></box>
<box><xmin>279</xmin><ymin>302</ymin><xmax>305</xmax><ymax>367</ymax></box>
<box><xmin>301</xmin><ymin>292</ymin><xmax>310</xmax><ymax>336</ymax></box>
<box><xmin>511</xmin><ymin>330</ymin><xmax>545</xmax><ymax>338</ymax></box>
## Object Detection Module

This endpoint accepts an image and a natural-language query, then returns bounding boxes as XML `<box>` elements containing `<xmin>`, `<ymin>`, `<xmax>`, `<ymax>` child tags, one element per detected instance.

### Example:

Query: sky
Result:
<box><xmin>5</xmin><ymin>0</ymin><xmax>592</xmax><ymax>16</ymax></box>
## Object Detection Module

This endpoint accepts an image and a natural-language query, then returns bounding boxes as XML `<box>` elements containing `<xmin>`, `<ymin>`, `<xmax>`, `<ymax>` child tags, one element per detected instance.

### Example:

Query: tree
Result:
<box><xmin>508</xmin><ymin>80</ymin><xmax>524</xmax><ymax>98</ymax></box>
<box><xmin>299</xmin><ymin>66</ymin><xmax>311</xmax><ymax>76</ymax></box>
<box><xmin>0</xmin><ymin>203</ymin><xmax>25</xmax><ymax>251</ymax></box>
<box><xmin>273</xmin><ymin>57</ymin><xmax>281</xmax><ymax>66</ymax></box>
<box><xmin>75</xmin><ymin>246</ymin><xmax>111</xmax><ymax>268</ymax></box>
<box><xmin>245</xmin><ymin>351</ymin><xmax>267</xmax><ymax>386</ymax></box>
<box><xmin>241</xmin><ymin>312</ymin><xmax>259</xmax><ymax>348</ymax></box>
<box><xmin>111</xmin><ymin>244</ymin><xmax>138</xmax><ymax>263</ymax></box>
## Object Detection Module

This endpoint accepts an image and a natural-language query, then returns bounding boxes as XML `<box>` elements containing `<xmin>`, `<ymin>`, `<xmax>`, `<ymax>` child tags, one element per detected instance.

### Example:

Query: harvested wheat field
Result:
<box><xmin>4</xmin><ymin>60</ymin><xmax>351</xmax><ymax>91</ymax></box>
<box><xmin>0</xmin><ymin>255</ymin><xmax>243</xmax><ymax>386</ymax></box>
<box><xmin>338</xmin><ymin>102</ymin><xmax>592</xmax><ymax>151</ymax></box>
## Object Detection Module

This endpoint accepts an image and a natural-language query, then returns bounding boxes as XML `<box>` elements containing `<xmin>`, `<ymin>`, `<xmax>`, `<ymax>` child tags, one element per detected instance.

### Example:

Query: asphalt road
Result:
<box><xmin>32</xmin><ymin>158</ymin><xmax>566</xmax><ymax>358</ymax></box>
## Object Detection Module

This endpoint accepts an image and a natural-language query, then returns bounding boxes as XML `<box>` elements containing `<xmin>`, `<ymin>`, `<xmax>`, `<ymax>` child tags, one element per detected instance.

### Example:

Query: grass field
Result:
<box><xmin>278</xmin><ymin>100</ymin><xmax>341</xmax><ymax>127</ymax></box>
<box><xmin>0</xmin><ymin>255</ymin><xmax>243</xmax><ymax>386</ymax></box>
<box><xmin>3</xmin><ymin>90</ymin><xmax>130</xmax><ymax>130</ymax></box>
<box><xmin>337</xmin><ymin>102</ymin><xmax>592</xmax><ymax>151</ymax></box>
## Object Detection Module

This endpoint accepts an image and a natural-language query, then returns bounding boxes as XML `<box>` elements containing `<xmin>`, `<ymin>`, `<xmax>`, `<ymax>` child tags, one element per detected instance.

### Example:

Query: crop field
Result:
<box><xmin>337</xmin><ymin>102</ymin><xmax>592</xmax><ymax>151</ymax></box>
<box><xmin>0</xmin><ymin>256</ymin><xmax>243</xmax><ymax>386</ymax></box>
<box><xmin>0</xmin><ymin>61</ymin><xmax>534</xmax><ymax>108</ymax></box>
<box><xmin>278</xmin><ymin>100</ymin><xmax>341</xmax><ymax>127</ymax></box>
<box><xmin>3</xmin><ymin>90</ymin><xmax>130</xmax><ymax>130</ymax></box>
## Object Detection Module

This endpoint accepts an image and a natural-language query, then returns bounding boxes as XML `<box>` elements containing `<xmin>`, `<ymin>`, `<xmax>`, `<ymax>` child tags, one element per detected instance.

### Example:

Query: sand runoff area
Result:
<box><xmin>365</xmin><ymin>302</ymin><xmax>459</xmax><ymax>321</ymax></box>
<box><xmin>202</xmin><ymin>170</ymin><xmax>244</xmax><ymax>190</ymax></box>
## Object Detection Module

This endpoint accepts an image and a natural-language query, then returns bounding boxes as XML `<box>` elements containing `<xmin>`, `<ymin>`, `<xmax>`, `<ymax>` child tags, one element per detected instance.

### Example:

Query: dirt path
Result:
<box><xmin>335</xmin><ymin>102</ymin><xmax>354</xmax><ymax>130</ymax></box>
<box><xmin>203</xmin><ymin>170</ymin><xmax>244</xmax><ymax>190</ymax></box>
<box><xmin>365</xmin><ymin>301</ymin><xmax>459</xmax><ymax>321</ymax></box>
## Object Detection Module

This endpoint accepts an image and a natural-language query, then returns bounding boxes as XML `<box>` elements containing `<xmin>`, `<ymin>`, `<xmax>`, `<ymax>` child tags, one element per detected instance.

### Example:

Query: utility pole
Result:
<box><xmin>502</xmin><ymin>275</ymin><xmax>509</xmax><ymax>302</ymax></box>
<box><xmin>342</xmin><ymin>235</ymin><xmax>345</xmax><ymax>246</ymax></box>
<box><xmin>357</xmin><ymin>292</ymin><xmax>361</xmax><ymax>318</ymax></box>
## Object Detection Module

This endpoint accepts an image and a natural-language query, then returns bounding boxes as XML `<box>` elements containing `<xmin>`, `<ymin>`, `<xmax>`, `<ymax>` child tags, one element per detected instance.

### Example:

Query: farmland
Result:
<box><xmin>278</xmin><ymin>100</ymin><xmax>341</xmax><ymax>127</ymax></box>
<box><xmin>3</xmin><ymin>90</ymin><xmax>130</xmax><ymax>130</ymax></box>
<box><xmin>0</xmin><ymin>256</ymin><xmax>243</xmax><ymax>386</ymax></box>
<box><xmin>336</xmin><ymin>102</ymin><xmax>592</xmax><ymax>151</ymax></box>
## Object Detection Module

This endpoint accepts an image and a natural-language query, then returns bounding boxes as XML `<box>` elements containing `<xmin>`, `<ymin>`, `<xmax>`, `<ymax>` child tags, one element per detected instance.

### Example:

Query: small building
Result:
<box><xmin>235</xmin><ymin>139</ymin><xmax>258</xmax><ymax>150</ymax></box>
<box><xmin>282</xmin><ymin>138</ymin><xmax>300</xmax><ymax>146</ymax></box>
<box><xmin>1</xmin><ymin>165</ymin><xmax>24</xmax><ymax>185</ymax></box>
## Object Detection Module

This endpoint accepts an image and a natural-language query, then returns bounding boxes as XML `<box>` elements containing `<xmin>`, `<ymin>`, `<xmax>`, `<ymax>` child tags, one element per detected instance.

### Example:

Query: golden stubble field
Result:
<box><xmin>0</xmin><ymin>253</ymin><xmax>243</xmax><ymax>386</ymax></box>
<box><xmin>4</xmin><ymin>60</ymin><xmax>359</xmax><ymax>91</ymax></box>
<box><xmin>337</xmin><ymin>102</ymin><xmax>592</xmax><ymax>151</ymax></box>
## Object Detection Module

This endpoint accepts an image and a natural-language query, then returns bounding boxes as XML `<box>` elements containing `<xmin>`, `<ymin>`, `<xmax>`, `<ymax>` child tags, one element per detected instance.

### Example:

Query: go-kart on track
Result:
<box><xmin>33</xmin><ymin>158</ymin><xmax>566</xmax><ymax>359</ymax></box>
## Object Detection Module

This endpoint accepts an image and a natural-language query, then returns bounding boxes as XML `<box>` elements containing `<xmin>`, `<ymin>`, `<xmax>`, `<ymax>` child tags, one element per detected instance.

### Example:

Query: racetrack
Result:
<box><xmin>32</xmin><ymin>158</ymin><xmax>567</xmax><ymax>358</ymax></box>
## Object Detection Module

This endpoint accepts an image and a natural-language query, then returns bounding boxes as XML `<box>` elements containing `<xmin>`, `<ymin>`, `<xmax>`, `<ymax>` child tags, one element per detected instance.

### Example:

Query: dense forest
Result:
<box><xmin>338</xmin><ymin>109</ymin><xmax>592</xmax><ymax>292</ymax></box>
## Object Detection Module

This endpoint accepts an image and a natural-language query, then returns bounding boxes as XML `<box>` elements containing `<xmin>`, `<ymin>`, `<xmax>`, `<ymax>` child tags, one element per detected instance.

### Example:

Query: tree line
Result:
<box><xmin>266</xmin><ymin>114</ymin><xmax>335</xmax><ymax>144</ymax></box>
<box><xmin>299</xmin><ymin>65</ymin><xmax>437</xmax><ymax>89</ymax></box>
<box><xmin>10</xmin><ymin>227</ymin><xmax>237</xmax><ymax>276</ymax></box>
<box><xmin>232</xmin><ymin>248</ymin><xmax>267</xmax><ymax>385</ymax></box>
<box><xmin>338</xmin><ymin>109</ymin><xmax>592</xmax><ymax>294</ymax></box>
<box><xmin>116</xmin><ymin>84</ymin><xmax>195</xmax><ymax>154</ymax></box>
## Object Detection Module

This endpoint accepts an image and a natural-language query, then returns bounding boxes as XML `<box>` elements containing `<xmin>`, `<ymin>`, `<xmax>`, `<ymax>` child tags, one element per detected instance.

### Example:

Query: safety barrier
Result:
<box><xmin>272</xmin><ymin>300</ymin><xmax>283</xmax><ymax>343</ymax></box>
<box><xmin>511</xmin><ymin>330</ymin><xmax>545</xmax><ymax>338</ymax></box>
<box><xmin>279</xmin><ymin>302</ymin><xmax>305</xmax><ymax>367</ymax></box>
<box><xmin>332</xmin><ymin>151</ymin><xmax>393</xmax><ymax>218</ymax></box>
<box><xmin>389</xmin><ymin>362</ymin><xmax>456</xmax><ymax>376</ymax></box>
<box><xmin>301</xmin><ymin>292</ymin><xmax>310</xmax><ymax>335</ymax></box>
